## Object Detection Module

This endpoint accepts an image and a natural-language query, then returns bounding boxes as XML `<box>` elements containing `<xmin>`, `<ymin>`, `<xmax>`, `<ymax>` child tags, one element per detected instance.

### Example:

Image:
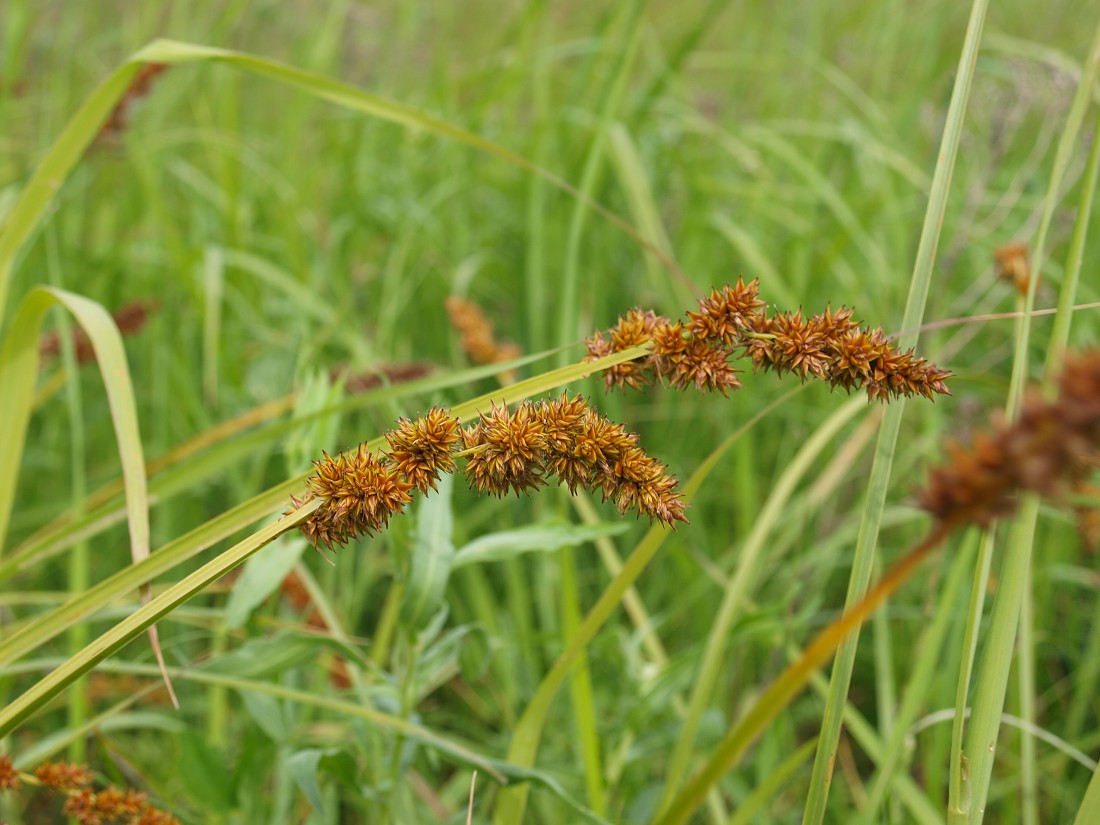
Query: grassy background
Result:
<box><xmin>1</xmin><ymin>1</ymin><xmax>1098</xmax><ymax>823</ymax></box>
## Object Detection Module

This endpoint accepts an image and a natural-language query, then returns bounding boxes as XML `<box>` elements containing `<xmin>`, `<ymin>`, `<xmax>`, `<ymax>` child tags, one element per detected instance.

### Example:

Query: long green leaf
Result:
<box><xmin>0</xmin><ymin>288</ymin><xmax>148</xmax><ymax>570</ymax></box>
<box><xmin>801</xmin><ymin>1</ymin><xmax>990</xmax><ymax>820</ymax></box>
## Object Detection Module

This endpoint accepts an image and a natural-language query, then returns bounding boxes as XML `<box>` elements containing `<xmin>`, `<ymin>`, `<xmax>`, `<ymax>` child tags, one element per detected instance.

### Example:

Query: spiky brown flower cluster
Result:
<box><xmin>291</xmin><ymin>398</ymin><xmax>687</xmax><ymax>551</ymax></box>
<box><xmin>918</xmin><ymin>351</ymin><xmax>1100</xmax><ymax>527</ymax></box>
<box><xmin>0</xmin><ymin>756</ymin><xmax>178</xmax><ymax>824</ymax></box>
<box><xmin>446</xmin><ymin>295</ymin><xmax>523</xmax><ymax>379</ymax></box>
<box><xmin>585</xmin><ymin>278</ymin><xmax>952</xmax><ymax>402</ymax></box>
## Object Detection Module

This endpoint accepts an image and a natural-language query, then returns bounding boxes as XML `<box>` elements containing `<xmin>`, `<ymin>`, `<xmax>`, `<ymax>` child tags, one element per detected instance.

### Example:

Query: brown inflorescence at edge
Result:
<box><xmin>917</xmin><ymin>350</ymin><xmax>1100</xmax><ymax>529</ymax></box>
<box><xmin>0</xmin><ymin>755</ymin><xmax>180</xmax><ymax>824</ymax></box>
<box><xmin>290</xmin><ymin>398</ymin><xmax>688</xmax><ymax>552</ymax></box>
<box><xmin>585</xmin><ymin>278</ymin><xmax>952</xmax><ymax>402</ymax></box>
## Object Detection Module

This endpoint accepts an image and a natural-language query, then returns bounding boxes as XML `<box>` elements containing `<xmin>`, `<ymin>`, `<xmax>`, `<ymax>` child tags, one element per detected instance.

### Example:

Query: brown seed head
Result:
<box><xmin>0</xmin><ymin>754</ymin><xmax>20</xmax><ymax>790</ymax></box>
<box><xmin>462</xmin><ymin>401</ymin><xmax>548</xmax><ymax>496</ymax></box>
<box><xmin>298</xmin><ymin>446</ymin><xmax>414</xmax><ymax>549</ymax></box>
<box><xmin>918</xmin><ymin>351</ymin><xmax>1100</xmax><ymax>528</ymax></box>
<box><xmin>585</xmin><ymin>308</ymin><xmax>669</xmax><ymax>391</ymax></box>
<box><xmin>35</xmin><ymin>761</ymin><xmax>93</xmax><ymax>791</ymax></box>
<box><xmin>687</xmin><ymin>278</ymin><xmax>766</xmax><ymax>346</ymax></box>
<box><xmin>385</xmin><ymin>407</ymin><xmax>462</xmax><ymax>493</ymax></box>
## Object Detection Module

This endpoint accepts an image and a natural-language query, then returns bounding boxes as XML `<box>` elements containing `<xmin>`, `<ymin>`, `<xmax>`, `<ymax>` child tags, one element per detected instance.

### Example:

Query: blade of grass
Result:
<box><xmin>655</xmin><ymin>524</ymin><xmax>954</xmax><ymax>825</ymax></box>
<box><xmin>656</xmin><ymin>397</ymin><xmax>866</xmax><ymax>816</ymax></box>
<box><xmin>957</xmin><ymin>21</ymin><xmax>1100</xmax><ymax>824</ymax></box>
<box><xmin>0</xmin><ymin>288</ymin><xmax>149</xmax><ymax>574</ymax></box>
<box><xmin>800</xmin><ymin>1</ymin><xmax>989</xmax><ymax>820</ymax></box>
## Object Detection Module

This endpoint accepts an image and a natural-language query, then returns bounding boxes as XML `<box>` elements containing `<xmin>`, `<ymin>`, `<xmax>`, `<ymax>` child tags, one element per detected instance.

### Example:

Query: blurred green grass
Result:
<box><xmin>1</xmin><ymin>1</ymin><xmax>1098</xmax><ymax>823</ymax></box>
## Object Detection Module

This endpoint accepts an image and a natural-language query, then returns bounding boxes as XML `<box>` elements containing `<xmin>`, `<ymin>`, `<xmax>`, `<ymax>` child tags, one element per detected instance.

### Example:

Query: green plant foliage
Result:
<box><xmin>1</xmin><ymin>3</ymin><xmax>1098</xmax><ymax>825</ymax></box>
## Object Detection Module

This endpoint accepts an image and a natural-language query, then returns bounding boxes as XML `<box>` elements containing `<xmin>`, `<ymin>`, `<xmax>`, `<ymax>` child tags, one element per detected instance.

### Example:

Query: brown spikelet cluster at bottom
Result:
<box><xmin>585</xmin><ymin>277</ymin><xmax>951</xmax><ymax>402</ymax></box>
<box><xmin>918</xmin><ymin>351</ymin><xmax>1100</xmax><ymax>528</ymax></box>
<box><xmin>290</xmin><ymin>397</ymin><xmax>687</xmax><ymax>551</ymax></box>
<box><xmin>0</xmin><ymin>756</ymin><xmax>178</xmax><ymax>824</ymax></box>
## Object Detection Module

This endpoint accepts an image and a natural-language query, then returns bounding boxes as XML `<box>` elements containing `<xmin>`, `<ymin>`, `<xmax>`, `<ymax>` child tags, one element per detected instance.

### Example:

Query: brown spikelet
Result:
<box><xmin>585</xmin><ymin>281</ymin><xmax>949</xmax><ymax>402</ymax></box>
<box><xmin>445</xmin><ymin>295</ymin><xmax>523</xmax><ymax>381</ymax></box>
<box><xmin>535</xmin><ymin>393</ymin><xmax>597</xmax><ymax>492</ymax></box>
<box><xmin>585</xmin><ymin>308</ymin><xmax>670</xmax><ymax>391</ymax></box>
<box><xmin>291</xmin><ymin>396</ymin><xmax>690</xmax><ymax>544</ymax></box>
<box><xmin>994</xmin><ymin>242</ymin><xmax>1031</xmax><ymax>296</ymax></box>
<box><xmin>0</xmin><ymin>754</ymin><xmax>20</xmax><ymax>790</ymax></box>
<box><xmin>98</xmin><ymin>63</ymin><xmax>170</xmax><ymax>140</ymax></box>
<box><xmin>385</xmin><ymin>407</ymin><xmax>462</xmax><ymax>493</ymax></box>
<box><xmin>298</xmin><ymin>446</ymin><xmax>414</xmax><ymax>550</ymax></box>
<box><xmin>686</xmin><ymin>277</ymin><xmax>766</xmax><ymax>346</ymax></box>
<box><xmin>331</xmin><ymin>362</ymin><xmax>435</xmax><ymax>394</ymax></box>
<box><xmin>462</xmin><ymin>401</ymin><xmax>547</xmax><ymax>497</ymax></box>
<box><xmin>918</xmin><ymin>351</ymin><xmax>1100</xmax><ymax>528</ymax></box>
<box><xmin>39</xmin><ymin>299</ymin><xmax>159</xmax><ymax>365</ymax></box>
<box><xmin>35</xmin><ymin>761</ymin><xmax>93</xmax><ymax>791</ymax></box>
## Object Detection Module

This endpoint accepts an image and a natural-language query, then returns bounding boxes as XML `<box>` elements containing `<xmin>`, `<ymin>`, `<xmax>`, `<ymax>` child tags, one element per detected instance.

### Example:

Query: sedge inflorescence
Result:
<box><xmin>918</xmin><ymin>350</ymin><xmax>1100</xmax><ymax>528</ymax></box>
<box><xmin>585</xmin><ymin>278</ymin><xmax>952</xmax><ymax>402</ymax></box>
<box><xmin>0</xmin><ymin>755</ymin><xmax>178</xmax><ymax>824</ymax></box>
<box><xmin>291</xmin><ymin>397</ymin><xmax>687</xmax><ymax>551</ymax></box>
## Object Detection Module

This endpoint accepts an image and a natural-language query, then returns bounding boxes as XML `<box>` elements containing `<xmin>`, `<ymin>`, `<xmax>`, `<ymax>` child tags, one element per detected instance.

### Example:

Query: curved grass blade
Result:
<box><xmin>0</xmin><ymin>287</ymin><xmax>148</xmax><ymax>571</ymax></box>
<box><xmin>657</xmin><ymin>398</ymin><xmax>866</xmax><ymax>815</ymax></box>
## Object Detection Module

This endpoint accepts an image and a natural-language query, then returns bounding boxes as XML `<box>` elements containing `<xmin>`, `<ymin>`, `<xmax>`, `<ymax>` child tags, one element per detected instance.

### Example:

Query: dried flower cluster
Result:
<box><xmin>0</xmin><ymin>755</ymin><xmax>178</xmax><ymax>824</ymax></box>
<box><xmin>291</xmin><ymin>397</ymin><xmax>686</xmax><ymax>551</ymax></box>
<box><xmin>585</xmin><ymin>278</ymin><xmax>952</xmax><ymax>402</ymax></box>
<box><xmin>994</xmin><ymin>242</ymin><xmax>1031</xmax><ymax>296</ymax></box>
<box><xmin>918</xmin><ymin>351</ymin><xmax>1100</xmax><ymax>527</ymax></box>
<box><xmin>445</xmin><ymin>295</ymin><xmax>523</xmax><ymax>380</ymax></box>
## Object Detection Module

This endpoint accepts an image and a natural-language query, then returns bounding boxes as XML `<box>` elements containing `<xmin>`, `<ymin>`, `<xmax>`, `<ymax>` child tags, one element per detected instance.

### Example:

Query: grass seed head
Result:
<box><xmin>918</xmin><ymin>351</ymin><xmax>1100</xmax><ymax>528</ymax></box>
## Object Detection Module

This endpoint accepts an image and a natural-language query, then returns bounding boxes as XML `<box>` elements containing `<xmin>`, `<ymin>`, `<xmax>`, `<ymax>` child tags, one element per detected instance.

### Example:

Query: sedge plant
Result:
<box><xmin>1</xmin><ymin>5</ymin><xmax>1099</xmax><ymax>824</ymax></box>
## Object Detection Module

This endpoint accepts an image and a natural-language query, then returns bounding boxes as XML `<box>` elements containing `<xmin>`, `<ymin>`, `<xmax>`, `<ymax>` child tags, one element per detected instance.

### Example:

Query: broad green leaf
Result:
<box><xmin>201</xmin><ymin>632</ymin><xmax>350</xmax><ymax>681</ymax></box>
<box><xmin>452</xmin><ymin>519</ymin><xmax>629</xmax><ymax>569</ymax></box>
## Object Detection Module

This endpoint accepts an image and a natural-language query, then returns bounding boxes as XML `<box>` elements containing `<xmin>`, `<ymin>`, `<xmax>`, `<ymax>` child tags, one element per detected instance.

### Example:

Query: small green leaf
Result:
<box><xmin>453</xmin><ymin>519</ymin><xmax>630</xmax><ymax>569</ymax></box>
<box><xmin>201</xmin><ymin>632</ymin><xmax>331</xmax><ymax>680</ymax></box>
<box><xmin>458</xmin><ymin>625</ymin><xmax>492</xmax><ymax>683</ymax></box>
<box><xmin>287</xmin><ymin>748</ymin><xmax>360</xmax><ymax>815</ymax></box>
<box><xmin>238</xmin><ymin>690</ymin><xmax>290</xmax><ymax>743</ymax></box>
<box><xmin>400</xmin><ymin>473</ymin><xmax>455</xmax><ymax>633</ymax></box>
<box><xmin>178</xmin><ymin>731</ymin><xmax>235</xmax><ymax>810</ymax></box>
<box><xmin>224</xmin><ymin>537</ymin><xmax>305</xmax><ymax>629</ymax></box>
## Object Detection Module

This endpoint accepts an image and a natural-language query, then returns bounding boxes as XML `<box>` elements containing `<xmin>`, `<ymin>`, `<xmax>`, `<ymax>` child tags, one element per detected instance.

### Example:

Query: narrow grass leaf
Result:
<box><xmin>802</xmin><ymin>1</ymin><xmax>990</xmax><ymax>820</ymax></box>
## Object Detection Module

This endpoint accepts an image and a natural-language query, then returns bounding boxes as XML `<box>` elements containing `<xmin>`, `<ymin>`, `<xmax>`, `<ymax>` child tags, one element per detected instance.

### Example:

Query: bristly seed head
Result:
<box><xmin>289</xmin><ymin>395</ymin><xmax>691</xmax><ymax>550</ymax></box>
<box><xmin>385</xmin><ymin>407</ymin><xmax>461</xmax><ymax>494</ymax></box>
<box><xmin>584</xmin><ymin>280</ymin><xmax>951</xmax><ymax>402</ymax></box>
<box><xmin>462</xmin><ymin>401</ymin><xmax>548</xmax><ymax>497</ymax></box>
<box><xmin>298</xmin><ymin>446</ymin><xmax>414</xmax><ymax>550</ymax></box>
<box><xmin>918</xmin><ymin>350</ymin><xmax>1100</xmax><ymax>528</ymax></box>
